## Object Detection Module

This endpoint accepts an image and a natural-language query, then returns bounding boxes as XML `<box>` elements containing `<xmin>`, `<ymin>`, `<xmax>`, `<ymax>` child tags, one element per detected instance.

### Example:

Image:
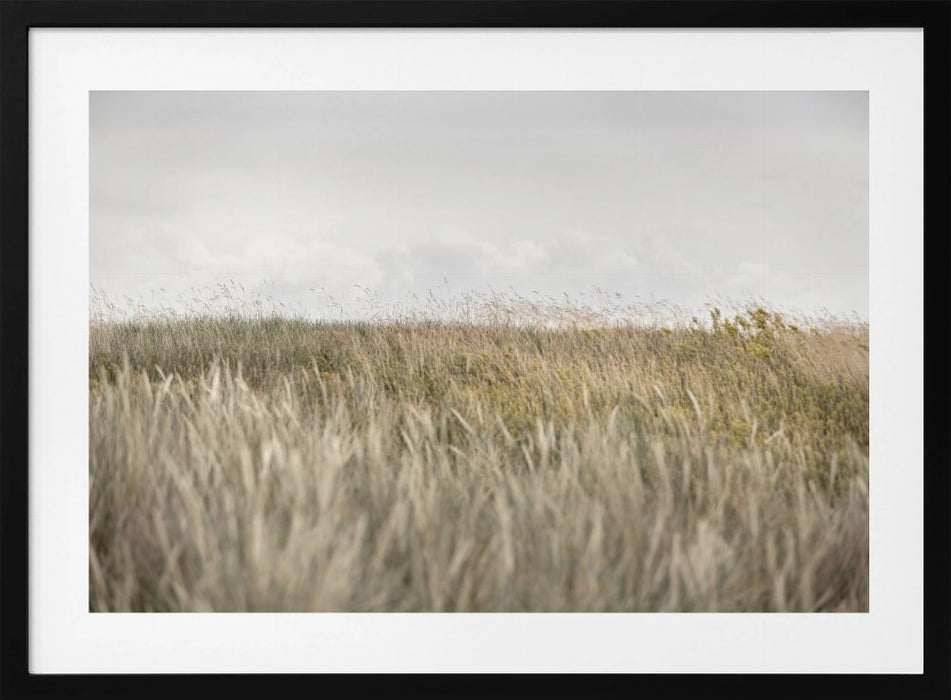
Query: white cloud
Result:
<box><xmin>91</xmin><ymin>91</ymin><xmax>868</xmax><ymax>319</ymax></box>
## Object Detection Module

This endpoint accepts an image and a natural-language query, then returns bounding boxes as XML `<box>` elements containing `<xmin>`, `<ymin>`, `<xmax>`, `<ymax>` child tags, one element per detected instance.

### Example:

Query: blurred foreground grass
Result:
<box><xmin>90</xmin><ymin>307</ymin><xmax>868</xmax><ymax>611</ymax></box>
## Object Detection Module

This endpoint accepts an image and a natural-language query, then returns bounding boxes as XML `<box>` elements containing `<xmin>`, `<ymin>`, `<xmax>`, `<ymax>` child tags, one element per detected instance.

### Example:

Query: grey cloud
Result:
<box><xmin>91</xmin><ymin>91</ymin><xmax>868</xmax><ymax>319</ymax></box>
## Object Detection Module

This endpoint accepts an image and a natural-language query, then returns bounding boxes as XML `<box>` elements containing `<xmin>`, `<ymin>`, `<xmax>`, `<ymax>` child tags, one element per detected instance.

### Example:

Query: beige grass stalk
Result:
<box><xmin>89</xmin><ymin>308</ymin><xmax>868</xmax><ymax>612</ymax></box>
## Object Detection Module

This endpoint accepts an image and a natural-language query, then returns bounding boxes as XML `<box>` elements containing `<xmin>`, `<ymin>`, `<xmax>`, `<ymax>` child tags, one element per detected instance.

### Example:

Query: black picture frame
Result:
<box><xmin>1</xmin><ymin>1</ymin><xmax>948</xmax><ymax>697</ymax></box>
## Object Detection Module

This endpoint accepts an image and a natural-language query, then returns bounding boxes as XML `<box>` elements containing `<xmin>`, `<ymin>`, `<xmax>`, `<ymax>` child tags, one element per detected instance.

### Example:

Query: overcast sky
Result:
<box><xmin>90</xmin><ymin>91</ymin><xmax>868</xmax><ymax>320</ymax></box>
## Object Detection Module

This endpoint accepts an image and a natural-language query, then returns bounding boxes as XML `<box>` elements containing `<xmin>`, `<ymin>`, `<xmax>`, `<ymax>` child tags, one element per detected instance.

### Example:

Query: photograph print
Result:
<box><xmin>89</xmin><ymin>90</ymin><xmax>869</xmax><ymax>612</ymax></box>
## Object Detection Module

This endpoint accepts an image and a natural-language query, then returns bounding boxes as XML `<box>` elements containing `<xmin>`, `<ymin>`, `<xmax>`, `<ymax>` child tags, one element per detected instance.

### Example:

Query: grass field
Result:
<box><xmin>89</xmin><ymin>305</ymin><xmax>869</xmax><ymax>612</ymax></box>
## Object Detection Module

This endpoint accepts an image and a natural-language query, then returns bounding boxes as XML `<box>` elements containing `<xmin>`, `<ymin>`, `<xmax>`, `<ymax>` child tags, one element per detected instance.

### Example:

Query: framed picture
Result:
<box><xmin>2</xmin><ymin>0</ymin><xmax>948</xmax><ymax>695</ymax></box>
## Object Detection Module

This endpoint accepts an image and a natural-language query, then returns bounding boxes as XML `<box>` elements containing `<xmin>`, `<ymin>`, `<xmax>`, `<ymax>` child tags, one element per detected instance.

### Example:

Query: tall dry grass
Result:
<box><xmin>89</xmin><ymin>306</ymin><xmax>868</xmax><ymax>612</ymax></box>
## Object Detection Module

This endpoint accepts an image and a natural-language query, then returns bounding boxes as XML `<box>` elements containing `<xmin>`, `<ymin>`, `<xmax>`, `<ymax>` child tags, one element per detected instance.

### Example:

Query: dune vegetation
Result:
<box><xmin>89</xmin><ymin>303</ymin><xmax>868</xmax><ymax>612</ymax></box>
